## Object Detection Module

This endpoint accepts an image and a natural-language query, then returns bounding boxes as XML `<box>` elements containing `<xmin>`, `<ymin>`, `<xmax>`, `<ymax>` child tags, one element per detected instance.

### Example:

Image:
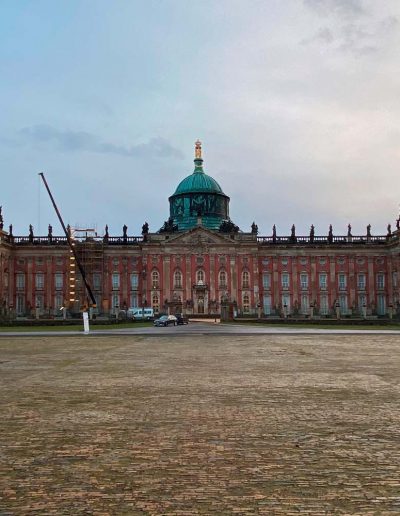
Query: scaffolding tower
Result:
<box><xmin>68</xmin><ymin>228</ymin><xmax>104</xmax><ymax>313</ymax></box>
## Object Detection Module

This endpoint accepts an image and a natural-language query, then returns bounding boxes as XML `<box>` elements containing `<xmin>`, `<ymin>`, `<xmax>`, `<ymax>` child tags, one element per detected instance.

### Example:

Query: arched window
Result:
<box><xmin>152</xmin><ymin>270</ymin><xmax>159</xmax><ymax>288</ymax></box>
<box><xmin>174</xmin><ymin>270</ymin><xmax>182</xmax><ymax>288</ymax></box>
<box><xmin>196</xmin><ymin>269</ymin><xmax>205</xmax><ymax>285</ymax></box>
<box><xmin>219</xmin><ymin>270</ymin><xmax>227</xmax><ymax>288</ymax></box>
<box><xmin>242</xmin><ymin>270</ymin><xmax>250</xmax><ymax>288</ymax></box>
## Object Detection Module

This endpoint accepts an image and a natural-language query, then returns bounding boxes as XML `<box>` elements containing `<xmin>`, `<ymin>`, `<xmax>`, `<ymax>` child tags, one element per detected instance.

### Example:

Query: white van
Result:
<box><xmin>127</xmin><ymin>307</ymin><xmax>154</xmax><ymax>320</ymax></box>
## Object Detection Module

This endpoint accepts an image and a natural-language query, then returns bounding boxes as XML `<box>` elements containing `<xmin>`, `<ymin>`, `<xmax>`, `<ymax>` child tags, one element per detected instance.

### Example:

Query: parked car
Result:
<box><xmin>175</xmin><ymin>313</ymin><xmax>189</xmax><ymax>325</ymax></box>
<box><xmin>127</xmin><ymin>307</ymin><xmax>154</xmax><ymax>320</ymax></box>
<box><xmin>153</xmin><ymin>314</ymin><xmax>177</xmax><ymax>327</ymax></box>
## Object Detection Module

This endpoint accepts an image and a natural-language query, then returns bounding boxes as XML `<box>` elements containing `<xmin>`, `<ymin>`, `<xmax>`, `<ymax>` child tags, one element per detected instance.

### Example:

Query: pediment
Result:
<box><xmin>166</xmin><ymin>226</ymin><xmax>231</xmax><ymax>246</ymax></box>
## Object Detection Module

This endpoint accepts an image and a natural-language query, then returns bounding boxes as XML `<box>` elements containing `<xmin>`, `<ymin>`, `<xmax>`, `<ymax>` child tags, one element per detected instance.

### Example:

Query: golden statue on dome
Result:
<box><xmin>195</xmin><ymin>139</ymin><xmax>202</xmax><ymax>159</ymax></box>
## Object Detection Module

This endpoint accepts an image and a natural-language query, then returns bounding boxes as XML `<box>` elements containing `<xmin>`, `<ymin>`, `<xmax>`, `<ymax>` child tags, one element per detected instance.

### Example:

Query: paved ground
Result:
<box><xmin>1</xmin><ymin>334</ymin><xmax>400</xmax><ymax>515</ymax></box>
<box><xmin>1</xmin><ymin>320</ymin><xmax>400</xmax><ymax>337</ymax></box>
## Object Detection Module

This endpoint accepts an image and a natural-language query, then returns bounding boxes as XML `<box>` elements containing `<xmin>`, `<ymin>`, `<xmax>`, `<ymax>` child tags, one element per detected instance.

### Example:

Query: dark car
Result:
<box><xmin>153</xmin><ymin>315</ymin><xmax>177</xmax><ymax>327</ymax></box>
<box><xmin>175</xmin><ymin>314</ymin><xmax>189</xmax><ymax>325</ymax></box>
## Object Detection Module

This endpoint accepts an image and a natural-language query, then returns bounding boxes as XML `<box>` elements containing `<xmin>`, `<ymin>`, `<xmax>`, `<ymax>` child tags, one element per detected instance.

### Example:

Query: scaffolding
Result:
<box><xmin>69</xmin><ymin>228</ymin><xmax>104</xmax><ymax>313</ymax></box>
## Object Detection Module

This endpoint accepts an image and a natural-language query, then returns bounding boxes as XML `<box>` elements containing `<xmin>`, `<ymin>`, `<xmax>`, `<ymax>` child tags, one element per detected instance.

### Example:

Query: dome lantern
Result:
<box><xmin>167</xmin><ymin>141</ymin><xmax>231</xmax><ymax>231</ymax></box>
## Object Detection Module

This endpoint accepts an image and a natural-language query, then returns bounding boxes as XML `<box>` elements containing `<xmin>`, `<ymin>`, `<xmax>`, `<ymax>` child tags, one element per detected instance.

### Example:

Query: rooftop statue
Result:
<box><xmin>310</xmin><ymin>224</ymin><xmax>315</xmax><ymax>243</ymax></box>
<box><xmin>142</xmin><ymin>222</ymin><xmax>149</xmax><ymax>235</ymax></box>
<box><xmin>194</xmin><ymin>139</ymin><xmax>202</xmax><ymax>159</ymax></box>
<box><xmin>328</xmin><ymin>224</ymin><xmax>333</xmax><ymax>244</ymax></box>
<box><xmin>290</xmin><ymin>224</ymin><xmax>296</xmax><ymax>243</ymax></box>
<box><xmin>347</xmin><ymin>224</ymin><xmax>352</xmax><ymax>237</ymax></box>
<box><xmin>159</xmin><ymin>217</ymin><xmax>178</xmax><ymax>233</ymax></box>
<box><xmin>219</xmin><ymin>219</ymin><xmax>239</xmax><ymax>233</ymax></box>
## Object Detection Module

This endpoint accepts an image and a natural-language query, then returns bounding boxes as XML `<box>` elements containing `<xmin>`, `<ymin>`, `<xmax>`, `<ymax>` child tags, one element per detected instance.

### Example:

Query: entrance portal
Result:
<box><xmin>197</xmin><ymin>295</ymin><xmax>204</xmax><ymax>314</ymax></box>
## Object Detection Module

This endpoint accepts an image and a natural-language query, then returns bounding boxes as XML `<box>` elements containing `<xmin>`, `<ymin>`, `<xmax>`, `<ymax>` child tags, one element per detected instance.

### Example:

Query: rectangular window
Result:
<box><xmin>393</xmin><ymin>272</ymin><xmax>398</xmax><ymax>289</ymax></box>
<box><xmin>338</xmin><ymin>274</ymin><xmax>347</xmax><ymax>291</ymax></box>
<box><xmin>339</xmin><ymin>294</ymin><xmax>348</xmax><ymax>314</ymax></box>
<box><xmin>377</xmin><ymin>294</ymin><xmax>386</xmax><ymax>315</ymax></box>
<box><xmin>35</xmin><ymin>294</ymin><xmax>44</xmax><ymax>309</ymax></box>
<box><xmin>281</xmin><ymin>273</ymin><xmax>289</xmax><ymax>289</ymax></box>
<box><xmin>242</xmin><ymin>294</ymin><xmax>250</xmax><ymax>313</ymax></box>
<box><xmin>112</xmin><ymin>273</ymin><xmax>120</xmax><ymax>289</ymax></box>
<box><xmin>130</xmin><ymin>273</ymin><xmax>139</xmax><ymax>289</ymax></box>
<box><xmin>263</xmin><ymin>294</ymin><xmax>272</xmax><ymax>315</ymax></box>
<box><xmin>54</xmin><ymin>293</ymin><xmax>63</xmax><ymax>310</ymax></box>
<box><xmin>174</xmin><ymin>272</ymin><xmax>182</xmax><ymax>288</ymax></box>
<box><xmin>301</xmin><ymin>294</ymin><xmax>309</xmax><ymax>314</ymax></box>
<box><xmin>112</xmin><ymin>293</ymin><xmax>119</xmax><ymax>310</ymax></box>
<box><xmin>319</xmin><ymin>273</ymin><xmax>327</xmax><ymax>290</ymax></box>
<box><xmin>300</xmin><ymin>273</ymin><xmax>308</xmax><ymax>290</ymax></box>
<box><xmin>55</xmin><ymin>273</ymin><xmax>63</xmax><ymax>290</ymax></box>
<box><xmin>376</xmin><ymin>273</ymin><xmax>385</xmax><ymax>289</ymax></box>
<box><xmin>357</xmin><ymin>273</ymin><xmax>366</xmax><ymax>290</ymax></box>
<box><xmin>358</xmin><ymin>294</ymin><xmax>367</xmax><ymax>314</ymax></box>
<box><xmin>16</xmin><ymin>273</ymin><xmax>25</xmax><ymax>290</ymax></box>
<box><xmin>320</xmin><ymin>295</ymin><xmax>328</xmax><ymax>315</ymax></box>
<box><xmin>282</xmin><ymin>293</ymin><xmax>290</xmax><ymax>313</ymax></box>
<box><xmin>262</xmin><ymin>273</ymin><xmax>271</xmax><ymax>289</ymax></box>
<box><xmin>35</xmin><ymin>273</ymin><xmax>44</xmax><ymax>290</ymax></box>
<box><xmin>16</xmin><ymin>294</ymin><xmax>25</xmax><ymax>315</ymax></box>
<box><xmin>130</xmin><ymin>292</ymin><xmax>138</xmax><ymax>308</ymax></box>
<box><xmin>93</xmin><ymin>273</ymin><xmax>101</xmax><ymax>290</ymax></box>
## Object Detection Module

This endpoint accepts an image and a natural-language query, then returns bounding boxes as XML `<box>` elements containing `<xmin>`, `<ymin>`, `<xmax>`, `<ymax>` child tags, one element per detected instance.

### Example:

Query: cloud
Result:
<box><xmin>17</xmin><ymin>125</ymin><xmax>184</xmax><ymax>159</ymax></box>
<box><xmin>304</xmin><ymin>0</ymin><xmax>365</xmax><ymax>19</ymax></box>
<box><xmin>301</xmin><ymin>27</ymin><xmax>335</xmax><ymax>45</ymax></box>
<box><xmin>301</xmin><ymin>14</ymin><xmax>399</xmax><ymax>56</ymax></box>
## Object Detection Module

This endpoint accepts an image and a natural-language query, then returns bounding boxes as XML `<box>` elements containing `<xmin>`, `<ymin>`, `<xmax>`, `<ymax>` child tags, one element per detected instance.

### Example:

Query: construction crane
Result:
<box><xmin>39</xmin><ymin>172</ymin><xmax>97</xmax><ymax>310</ymax></box>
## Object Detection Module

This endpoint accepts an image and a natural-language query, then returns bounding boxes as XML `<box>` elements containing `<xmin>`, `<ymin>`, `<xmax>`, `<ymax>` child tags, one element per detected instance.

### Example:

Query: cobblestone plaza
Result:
<box><xmin>1</xmin><ymin>334</ymin><xmax>400</xmax><ymax>514</ymax></box>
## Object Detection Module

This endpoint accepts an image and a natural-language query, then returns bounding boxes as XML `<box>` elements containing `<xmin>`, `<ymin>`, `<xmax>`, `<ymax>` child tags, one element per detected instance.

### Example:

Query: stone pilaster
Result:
<box><xmin>368</xmin><ymin>257</ymin><xmax>375</xmax><ymax>310</ymax></box>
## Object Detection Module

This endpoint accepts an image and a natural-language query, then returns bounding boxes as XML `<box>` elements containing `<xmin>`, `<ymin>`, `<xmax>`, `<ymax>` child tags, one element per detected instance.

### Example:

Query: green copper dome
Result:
<box><xmin>173</xmin><ymin>159</ymin><xmax>224</xmax><ymax>195</ymax></box>
<box><xmin>167</xmin><ymin>141</ymin><xmax>231</xmax><ymax>231</ymax></box>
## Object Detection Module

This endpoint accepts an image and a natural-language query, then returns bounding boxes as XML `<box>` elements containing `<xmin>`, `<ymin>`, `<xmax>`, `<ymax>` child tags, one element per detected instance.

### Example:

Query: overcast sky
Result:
<box><xmin>1</xmin><ymin>0</ymin><xmax>399</xmax><ymax>237</ymax></box>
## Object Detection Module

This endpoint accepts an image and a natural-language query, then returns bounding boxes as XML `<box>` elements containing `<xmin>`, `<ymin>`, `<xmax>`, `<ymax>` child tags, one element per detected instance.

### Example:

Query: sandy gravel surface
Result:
<box><xmin>1</xmin><ymin>335</ymin><xmax>399</xmax><ymax>514</ymax></box>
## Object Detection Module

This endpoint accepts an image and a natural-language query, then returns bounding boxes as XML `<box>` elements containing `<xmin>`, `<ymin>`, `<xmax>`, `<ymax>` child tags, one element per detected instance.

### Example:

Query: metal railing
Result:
<box><xmin>7</xmin><ymin>235</ymin><xmax>143</xmax><ymax>246</ymax></box>
<box><xmin>4</xmin><ymin>232</ymin><xmax>398</xmax><ymax>247</ymax></box>
<box><xmin>257</xmin><ymin>234</ymin><xmax>396</xmax><ymax>245</ymax></box>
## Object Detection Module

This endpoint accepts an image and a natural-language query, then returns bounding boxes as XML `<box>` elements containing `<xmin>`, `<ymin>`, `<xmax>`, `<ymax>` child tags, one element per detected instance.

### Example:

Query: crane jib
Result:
<box><xmin>38</xmin><ymin>172</ymin><xmax>97</xmax><ymax>309</ymax></box>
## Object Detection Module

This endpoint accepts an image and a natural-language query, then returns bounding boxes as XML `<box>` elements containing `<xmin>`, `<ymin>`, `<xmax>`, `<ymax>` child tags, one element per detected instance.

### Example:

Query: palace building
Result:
<box><xmin>0</xmin><ymin>141</ymin><xmax>399</xmax><ymax>320</ymax></box>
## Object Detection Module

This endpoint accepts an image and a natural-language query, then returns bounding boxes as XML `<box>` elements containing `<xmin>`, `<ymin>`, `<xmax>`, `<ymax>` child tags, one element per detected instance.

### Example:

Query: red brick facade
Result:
<box><xmin>1</xmin><ymin>225</ymin><xmax>399</xmax><ymax>319</ymax></box>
